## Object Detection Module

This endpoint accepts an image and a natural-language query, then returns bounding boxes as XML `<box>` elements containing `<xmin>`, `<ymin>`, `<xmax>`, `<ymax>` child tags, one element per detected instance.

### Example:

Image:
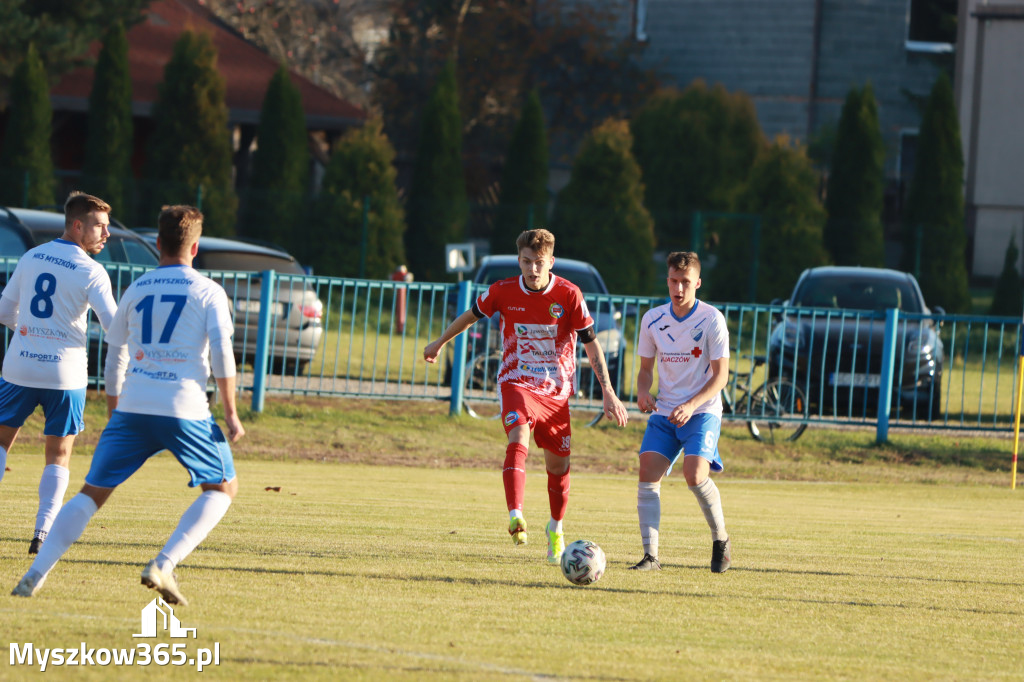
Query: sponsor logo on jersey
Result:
<box><xmin>136</xmin><ymin>350</ymin><xmax>145</xmax><ymax>361</ymax></box>
<box><xmin>130</xmin><ymin>367</ymin><xmax>179</xmax><ymax>381</ymax></box>
<box><xmin>515</xmin><ymin>323</ymin><xmax>558</xmax><ymax>339</ymax></box>
<box><xmin>549</xmin><ymin>303</ymin><xmax>564</xmax><ymax>319</ymax></box>
<box><xmin>507</xmin><ymin>306</ymin><xmax>527</xmax><ymax>312</ymax></box>
<box><xmin>504</xmin><ymin>411</ymin><xmax>519</xmax><ymax>426</ymax></box>
<box><xmin>661</xmin><ymin>352</ymin><xmax>692</xmax><ymax>363</ymax></box>
<box><xmin>20</xmin><ymin>326</ymin><xmax>69</xmax><ymax>339</ymax></box>
<box><xmin>19</xmin><ymin>351</ymin><xmax>61</xmax><ymax>363</ymax></box>
<box><xmin>144</xmin><ymin>349</ymin><xmax>190</xmax><ymax>362</ymax></box>
<box><xmin>691</xmin><ymin>346</ymin><xmax>703</xmax><ymax>358</ymax></box>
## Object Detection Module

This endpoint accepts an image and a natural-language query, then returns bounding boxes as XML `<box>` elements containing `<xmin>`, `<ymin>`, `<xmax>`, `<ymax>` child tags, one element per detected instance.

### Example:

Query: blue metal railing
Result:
<box><xmin>1</xmin><ymin>259</ymin><xmax>1020</xmax><ymax>442</ymax></box>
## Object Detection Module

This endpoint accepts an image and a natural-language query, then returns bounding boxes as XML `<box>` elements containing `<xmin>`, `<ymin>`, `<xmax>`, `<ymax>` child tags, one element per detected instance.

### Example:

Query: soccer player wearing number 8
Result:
<box><xmin>631</xmin><ymin>252</ymin><xmax>732</xmax><ymax>573</ymax></box>
<box><xmin>0</xmin><ymin>192</ymin><xmax>118</xmax><ymax>556</ymax></box>
<box><xmin>13</xmin><ymin>206</ymin><xmax>245</xmax><ymax>605</ymax></box>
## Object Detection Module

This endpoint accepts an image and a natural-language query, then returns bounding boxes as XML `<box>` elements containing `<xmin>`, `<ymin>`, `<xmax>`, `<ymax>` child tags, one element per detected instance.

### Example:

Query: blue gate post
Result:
<box><xmin>250</xmin><ymin>269</ymin><xmax>276</xmax><ymax>413</ymax></box>
<box><xmin>448</xmin><ymin>280</ymin><xmax>473</xmax><ymax>416</ymax></box>
<box><xmin>876</xmin><ymin>308</ymin><xmax>900</xmax><ymax>443</ymax></box>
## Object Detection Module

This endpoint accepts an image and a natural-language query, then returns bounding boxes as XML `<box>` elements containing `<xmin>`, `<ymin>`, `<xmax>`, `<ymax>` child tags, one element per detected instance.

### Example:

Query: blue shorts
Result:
<box><xmin>639</xmin><ymin>413</ymin><xmax>724</xmax><ymax>473</ymax></box>
<box><xmin>0</xmin><ymin>379</ymin><xmax>86</xmax><ymax>437</ymax></box>
<box><xmin>86</xmin><ymin>411</ymin><xmax>236</xmax><ymax>489</ymax></box>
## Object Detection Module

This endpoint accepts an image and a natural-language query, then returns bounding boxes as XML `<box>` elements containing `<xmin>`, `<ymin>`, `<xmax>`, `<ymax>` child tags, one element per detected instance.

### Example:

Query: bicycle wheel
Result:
<box><xmin>747</xmin><ymin>378</ymin><xmax>808</xmax><ymax>443</ymax></box>
<box><xmin>462</xmin><ymin>352</ymin><xmax>502</xmax><ymax>420</ymax></box>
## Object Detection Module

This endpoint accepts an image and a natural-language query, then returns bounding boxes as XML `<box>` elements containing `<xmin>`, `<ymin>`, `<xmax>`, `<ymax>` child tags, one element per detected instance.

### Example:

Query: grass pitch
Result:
<box><xmin>2</xmin><ymin>449</ymin><xmax>1022</xmax><ymax>680</ymax></box>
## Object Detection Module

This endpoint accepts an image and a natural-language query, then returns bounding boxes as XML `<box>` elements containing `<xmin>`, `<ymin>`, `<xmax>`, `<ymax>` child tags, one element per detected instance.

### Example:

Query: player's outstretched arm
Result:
<box><xmin>582</xmin><ymin>338</ymin><xmax>628</xmax><ymax>427</ymax></box>
<box><xmin>216</xmin><ymin>375</ymin><xmax>245</xmax><ymax>443</ymax></box>
<box><xmin>423</xmin><ymin>309</ymin><xmax>480</xmax><ymax>363</ymax></box>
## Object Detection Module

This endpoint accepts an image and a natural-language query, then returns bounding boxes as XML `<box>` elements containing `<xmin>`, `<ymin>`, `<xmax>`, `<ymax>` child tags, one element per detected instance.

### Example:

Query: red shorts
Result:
<box><xmin>500</xmin><ymin>383</ymin><xmax>572</xmax><ymax>456</ymax></box>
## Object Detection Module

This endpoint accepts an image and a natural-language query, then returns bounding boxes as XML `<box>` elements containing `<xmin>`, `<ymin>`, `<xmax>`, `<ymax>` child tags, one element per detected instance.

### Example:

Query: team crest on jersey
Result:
<box><xmin>504</xmin><ymin>411</ymin><xmax>519</xmax><ymax>426</ymax></box>
<box><xmin>549</xmin><ymin>303</ymin><xmax>564</xmax><ymax>319</ymax></box>
<box><xmin>690</xmin><ymin>328</ymin><xmax>704</xmax><ymax>342</ymax></box>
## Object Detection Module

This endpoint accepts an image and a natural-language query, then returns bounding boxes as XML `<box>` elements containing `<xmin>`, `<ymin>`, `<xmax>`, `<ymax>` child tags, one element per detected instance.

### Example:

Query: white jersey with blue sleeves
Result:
<box><xmin>0</xmin><ymin>238</ymin><xmax>116</xmax><ymax>389</ymax></box>
<box><xmin>637</xmin><ymin>300</ymin><xmax>730</xmax><ymax>418</ymax></box>
<box><xmin>105</xmin><ymin>264</ymin><xmax>234</xmax><ymax>420</ymax></box>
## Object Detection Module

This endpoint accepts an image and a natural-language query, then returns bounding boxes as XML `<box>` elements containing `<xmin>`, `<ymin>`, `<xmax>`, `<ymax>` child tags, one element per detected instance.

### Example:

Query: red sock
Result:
<box><xmin>547</xmin><ymin>465</ymin><xmax>570</xmax><ymax>521</ymax></box>
<box><xmin>503</xmin><ymin>443</ymin><xmax>528</xmax><ymax>512</ymax></box>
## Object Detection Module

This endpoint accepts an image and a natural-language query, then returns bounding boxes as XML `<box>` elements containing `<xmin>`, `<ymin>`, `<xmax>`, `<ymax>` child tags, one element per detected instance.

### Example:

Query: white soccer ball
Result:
<box><xmin>559</xmin><ymin>539</ymin><xmax>606</xmax><ymax>586</ymax></box>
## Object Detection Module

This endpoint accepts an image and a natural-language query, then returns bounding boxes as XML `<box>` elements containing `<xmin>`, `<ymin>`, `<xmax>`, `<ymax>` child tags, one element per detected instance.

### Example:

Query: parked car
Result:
<box><xmin>768</xmin><ymin>266</ymin><xmax>945</xmax><ymax>419</ymax></box>
<box><xmin>137</xmin><ymin>232</ymin><xmax>323</xmax><ymax>374</ymax></box>
<box><xmin>454</xmin><ymin>254</ymin><xmax>627</xmax><ymax>397</ymax></box>
<box><xmin>0</xmin><ymin>206</ymin><xmax>160</xmax><ymax>375</ymax></box>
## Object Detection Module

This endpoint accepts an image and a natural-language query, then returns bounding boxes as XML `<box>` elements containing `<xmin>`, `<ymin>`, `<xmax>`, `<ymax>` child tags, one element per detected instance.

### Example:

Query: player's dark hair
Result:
<box><xmin>64</xmin><ymin>191</ymin><xmax>111</xmax><ymax>228</ymax></box>
<box><xmin>516</xmin><ymin>229</ymin><xmax>555</xmax><ymax>256</ymax></box>
<box><xmin>667</xmin><ymin>251</ymin><xmax>701</xmax><ymax>274</ymax></box>
<box><xmin>157</xmin><ymin>205</ymin><xmax>204</xmax><ymax>256</ymax></box>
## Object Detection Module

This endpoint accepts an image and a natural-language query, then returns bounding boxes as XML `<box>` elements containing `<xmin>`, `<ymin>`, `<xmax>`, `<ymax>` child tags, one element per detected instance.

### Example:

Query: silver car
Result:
<box><xmin>138</xmin><ymin>232</ymin><xmax>323</xmax><ymax>374</ymax></box>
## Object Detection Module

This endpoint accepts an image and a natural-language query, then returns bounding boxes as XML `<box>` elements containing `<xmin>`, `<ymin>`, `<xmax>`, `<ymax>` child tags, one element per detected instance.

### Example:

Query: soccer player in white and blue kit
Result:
<box><xmin>630</xmin><ymin>251</ymin><xmax>732</xmax><ymax>573</ymax></box>
<box><xmin>13</xmin><ymin>205</ymin><xmax>245</xmax><ymax>604</ymax></box>
<box><xmin>0</xmin><ymin>192</ymin><xmax>117</xmax><ymax>555</ymax></box>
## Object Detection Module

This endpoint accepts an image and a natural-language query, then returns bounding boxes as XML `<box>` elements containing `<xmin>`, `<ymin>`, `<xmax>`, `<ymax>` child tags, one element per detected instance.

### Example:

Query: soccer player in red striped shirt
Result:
<box><xmin>424</xmin><ymin>229</ymin><xmax>628</xmax><ymax>564</ymax></box>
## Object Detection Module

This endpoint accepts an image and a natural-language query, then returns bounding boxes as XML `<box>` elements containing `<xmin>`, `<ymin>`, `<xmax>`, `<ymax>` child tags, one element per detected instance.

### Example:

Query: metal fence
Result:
<box><xmin>1</xmin><ymin>261</ymin><xmax>1021</xmax><ymax>442</ymax></box>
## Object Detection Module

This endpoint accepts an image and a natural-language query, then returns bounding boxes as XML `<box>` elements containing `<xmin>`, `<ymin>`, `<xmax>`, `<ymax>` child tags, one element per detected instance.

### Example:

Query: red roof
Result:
<box><xmin>50</xmin><ymin>0</ymin><xmax>365</xmax><ymax>130</ymax></box>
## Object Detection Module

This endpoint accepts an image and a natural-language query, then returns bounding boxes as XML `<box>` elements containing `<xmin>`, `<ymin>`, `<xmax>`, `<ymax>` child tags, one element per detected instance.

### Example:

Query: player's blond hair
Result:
<box><xmin>64</xmin><ymin>191</ymin><xmax>111</xmax><ymax>228</ymax></box>
<box><xmin>516</xmin><ymin>229</ymin><xmax>555</xmax><ymax>257</ymax></box>
<box><xmin>667</xmin><ymin>251</ymin><xmax>701</xmax><ymax>275</ymax></box>
<box><xmin>157</xmin><ymin>205</ymin><xmax>204</xmax><ymax>256</ymax></box>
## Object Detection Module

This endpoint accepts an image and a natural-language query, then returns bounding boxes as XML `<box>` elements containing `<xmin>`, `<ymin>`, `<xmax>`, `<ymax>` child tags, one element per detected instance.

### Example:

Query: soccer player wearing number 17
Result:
<box><xmin>630</xmin><ymin>251</ymin><xmax>732</xmax><ymax>573</ymax></box>
<box><xmin>424</xmin><ymin>229</ymin><xmax>629</xmax><ymax>566</ymax></box>
<box><xmin>0</xmin><ymin>192</ymin><xmax>117</xmax><ymax>556</ymax></box>
<box><xmin>13</xmin><ymin>205</ymin><xmax>245</xmax><ymax>605</ymax></box>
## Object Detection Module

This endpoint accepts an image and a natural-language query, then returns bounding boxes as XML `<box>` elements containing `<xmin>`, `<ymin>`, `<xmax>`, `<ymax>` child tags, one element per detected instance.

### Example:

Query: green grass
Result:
<box><xmin>2</xmin><ymin>395</ymin><xmax>1023</xmax><ymax>680</ymax></box>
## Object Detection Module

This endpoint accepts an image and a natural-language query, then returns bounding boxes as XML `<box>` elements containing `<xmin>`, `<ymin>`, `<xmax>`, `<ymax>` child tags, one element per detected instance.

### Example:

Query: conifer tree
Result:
<box><xmin>729</xmin><ymin>137</ymin><xmax>829</xmax><ymax>302</ymax></box>
<box><xmin>552</xmin><ymin>119</ymin><xmax>655</xmax><ymax>295</ymax></box>
<box><xmin>491</xmin><ymin>90</ymin><xmax>549</xmax><ymax>254</ymax></box>
<box><xmin>901</xmin><ymin>72</ymin><xmax>971</xmax><ymax>312</ymax></box>
<box><xmin>824</xmin><ymin>83</ymin><xmax>886</xmax><ymax>267</ymax></box>
<box><xmin>82</xmin><ymin>23</ymin><xmax>134</xmax><ymax>220</ymax></box>
<box><xmin>631</xmin><ymin>82</ymin><xmax>763</xmax><ymax>250</ymax></box>
<box><xmin>142</xmin><ymin>31</ymin><xmax>237</xmax><ymax>234</ymax></box>
<box><xmin>0</xmin><ymin>44</ymin><xmax>56</xmax><ymax>207</ymax></box>
<box><xmin>988</xmin><ymin>235</ymin><xmax>1023</xmax><ymax>317</ymax></box>
<box><xmin>307</xmin><ymin>119</ymin><xmax>405</xmax><ymax>279</ymax></box>
<box><xmin>241</xmin><ymin>65</ymin><xmax>309</xmax><ymax>250</ymax></box>
<box><xmin>404</xmin><ymin>59</ymin><xmax>466</xmax><ymax>282</ymax></box>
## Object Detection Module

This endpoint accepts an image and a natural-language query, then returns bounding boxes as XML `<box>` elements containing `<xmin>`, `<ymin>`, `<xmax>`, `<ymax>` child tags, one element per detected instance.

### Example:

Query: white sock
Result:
<box><xmin>155</xmin><ymin>491</ymin><xmax>232</xmax><ymax>572</ymax></box>
<box><xmin>637</xmin><ymin>481</ymin><xmax>661</xmax><ymax>558</ymax></box>
<box><xmin>509</xmin><ymin>509</ymin><xmax>524</xmax><ymax>521</ymax></box>
<box><xmin>547</xmin><ymin>517</ymin><xmax>563</xmax><ymax>533</ymax></box>
<box><xmin>0</xmin><ymin>445</ymin><xmax>7</xmax><ymax>484</ymax></box>
<box><xmin>689</xmin><ymin>477</ymin><xmax>728</xmax><ymax>542</ymax></box>
<box><xmin>28</xmin><ymin>493</ymin><xmax>98</xmax><ymax>579</ymax></box>
<box><xmin>36</xmin><ymin>464</ymin><xmax>70</xmax><ymax>536</ymax></box>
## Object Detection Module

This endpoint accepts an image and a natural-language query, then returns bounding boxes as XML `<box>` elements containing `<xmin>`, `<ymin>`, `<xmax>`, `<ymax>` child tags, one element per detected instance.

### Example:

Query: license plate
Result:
<box><xmin>829</xmin><ymin>372</ymin><xmax>881</xmax><ymax>387</ymax></box>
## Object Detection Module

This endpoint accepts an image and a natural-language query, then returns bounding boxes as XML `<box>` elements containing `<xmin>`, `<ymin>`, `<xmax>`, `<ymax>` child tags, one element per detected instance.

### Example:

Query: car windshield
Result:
<box><xmin>196</xmin><ymin>251</ymin><xmax>305</xmax><ymax>275</ymax></box>
<box><xmin>793</xmin><ymin>276</ymin><xmax>922</xmax><ymax>313</ymax></box>
<box><xmin>478</xmin><ymin>264</ymin><xmax>606</xmax><ymax>294</ymax></box>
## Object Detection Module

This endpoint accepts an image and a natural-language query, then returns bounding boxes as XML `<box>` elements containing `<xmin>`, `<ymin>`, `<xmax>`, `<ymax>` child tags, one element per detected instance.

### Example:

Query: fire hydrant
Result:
<box><xmin>391</xmin><ymin>265</ymin><xmax>412</xmax><ymax>333</ymax></box>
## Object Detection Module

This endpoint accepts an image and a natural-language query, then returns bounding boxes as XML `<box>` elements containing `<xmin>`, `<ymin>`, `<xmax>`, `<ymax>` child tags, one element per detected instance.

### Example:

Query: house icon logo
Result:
<box><xmin>133</xmin><ymin>598</ymin><xmax>197</xmax><ymax>639</ymax></box>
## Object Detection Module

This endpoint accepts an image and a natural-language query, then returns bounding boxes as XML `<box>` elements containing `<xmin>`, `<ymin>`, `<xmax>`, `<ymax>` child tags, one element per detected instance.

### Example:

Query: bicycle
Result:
<box><xmin>722</xmin><ymin>354</ymin><xmax>808</xmax><ymax>443</ymax></box>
